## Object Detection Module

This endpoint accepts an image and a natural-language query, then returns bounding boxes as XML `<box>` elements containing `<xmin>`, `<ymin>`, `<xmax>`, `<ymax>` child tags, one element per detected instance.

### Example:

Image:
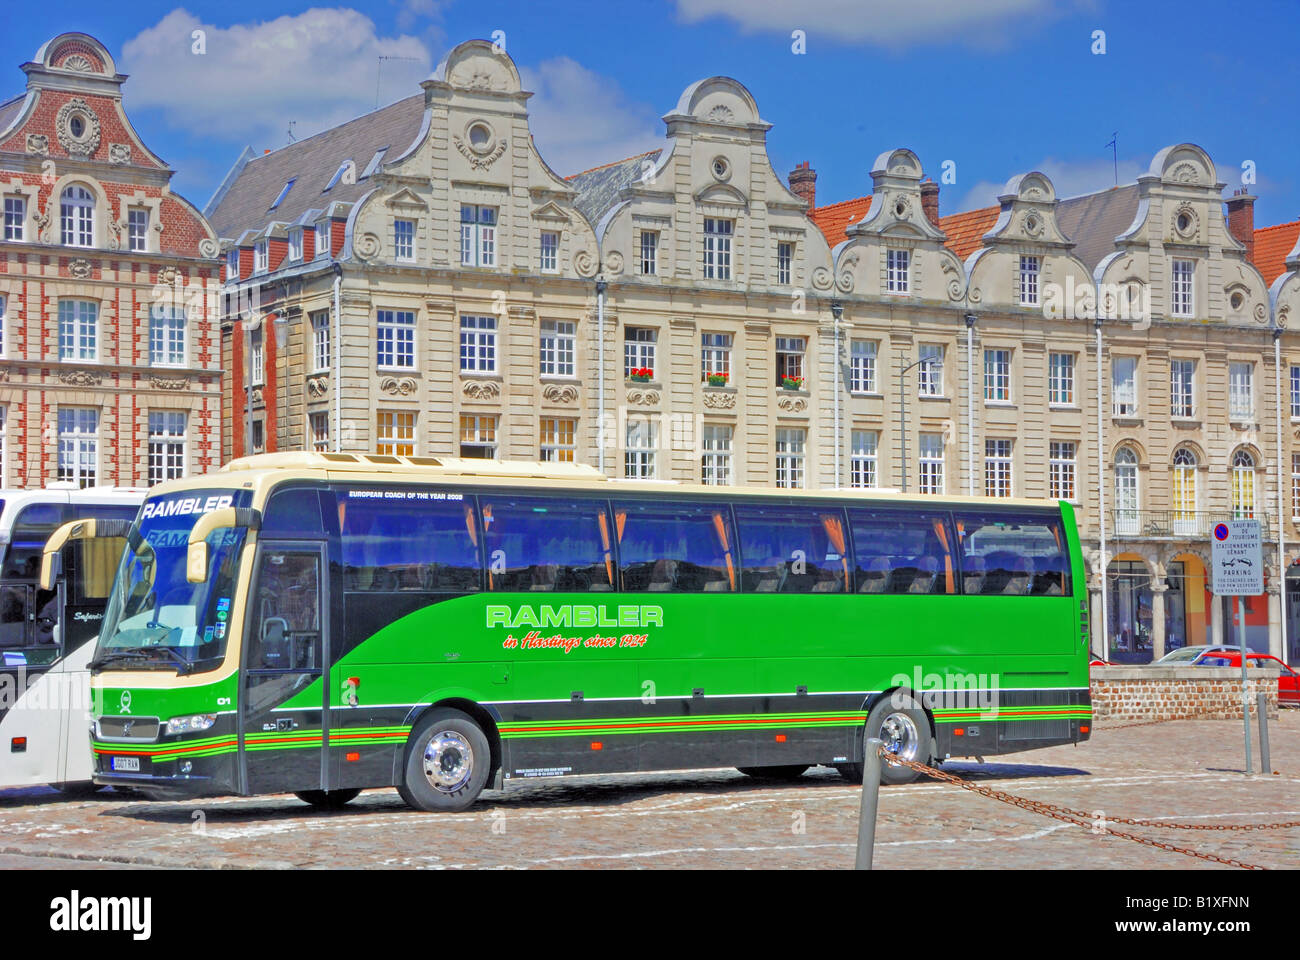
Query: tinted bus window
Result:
<box><xmin>339</xmin><ymin>490</ymin><xmax>480</xmax><ymax>592</ymax></box>
<box><xmin>848</xmin><ymin>508</ymin><xmax>957</xmax><ymax>595</ymax></box>
<box><xmin>261</xmin><ymin>487</ymin><xmax>327</xmax><ymax>537</ymax></box>
<box><xmin>734</xmin><ymin>505</ymin><xmax>850</xmax><ymax>594</ymax></box>
<box><xmin>481</xmin><ymin>496</ymin><xmax>612</xmax><ymax>592</ymax></box>
<box><xmin>5</xmin><ymin>502</ymin><xmax>68</xmax><ymax>578</ymax></box>
<box><xmin>613</xmin><ymin>500</ymin><xmax>737</xmax><ymax>592</ymax></box>
<box><xmin>953</xmin><ymin>511</ymin><xmax>1072</xmax><ymax>597</ymax></box>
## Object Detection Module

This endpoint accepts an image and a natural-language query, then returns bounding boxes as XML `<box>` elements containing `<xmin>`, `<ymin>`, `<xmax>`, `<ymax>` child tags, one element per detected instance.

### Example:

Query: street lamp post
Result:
<box><xmin>898</xmin><ymin>354</ymin><xmax>939</xmax><ymax>493</ymax></box>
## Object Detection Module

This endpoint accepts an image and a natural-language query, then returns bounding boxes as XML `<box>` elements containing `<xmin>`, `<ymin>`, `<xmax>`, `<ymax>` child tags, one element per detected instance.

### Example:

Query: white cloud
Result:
<box><xmin>120</xmin><ymin>8</ymin><xmax>432</xmax><ymax>150</ymax></box>
<box><xmin>520</xmin><ymin>57</ymin><xmax>663</xmax><ymax>177</ymax></box>
<box><xmin>674</xmin><ymin>0</ymin><xmax>1088</xmax><ymax>50</ymax></box>
<box><xmin>955</xmin><ymin>156</ymin><xmax>1145</xmax><ymax>211</ymax></box>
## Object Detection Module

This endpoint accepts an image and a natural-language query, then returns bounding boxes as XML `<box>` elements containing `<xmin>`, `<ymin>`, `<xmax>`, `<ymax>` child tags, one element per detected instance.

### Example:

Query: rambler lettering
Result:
<box><xmin>140</xmin><ymin>494</ymin><xmax>234</xmax><ymax>520</ymax></box>
<box><xmin>485</xmin><ymin>604</ymin><xmax>664</xmax><ymax>630</ymax></box>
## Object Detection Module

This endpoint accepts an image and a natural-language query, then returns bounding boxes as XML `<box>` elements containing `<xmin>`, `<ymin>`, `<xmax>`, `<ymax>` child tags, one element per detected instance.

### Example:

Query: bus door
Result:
<box><xmin>240</xmin><ymin>542</ymin><xmax>330</xmax><ymax>795</ymax></box>
<box><xmin>0</xmin><ymin>580</ymin><xmax>60</xmax><ymax>719</ymax></box>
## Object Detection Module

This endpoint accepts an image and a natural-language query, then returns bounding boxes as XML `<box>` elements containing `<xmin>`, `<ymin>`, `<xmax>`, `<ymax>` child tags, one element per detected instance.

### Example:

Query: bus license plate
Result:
<box><xmin>111</xmin><ymin>756</ymin><xmax>140</xmax><ymax>772</ymax></box>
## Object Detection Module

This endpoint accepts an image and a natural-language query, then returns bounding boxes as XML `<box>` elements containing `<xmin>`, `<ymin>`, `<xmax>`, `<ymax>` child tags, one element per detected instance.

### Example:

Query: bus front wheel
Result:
<box><xmin>845</xmin><ymin>694</ymin><xmax>934</xmax><ymax>786</ymax></box>
<box><xmin>397</xmin><ymin>708</ymin><xmax>491</xmax><ymax>813</ymax></box>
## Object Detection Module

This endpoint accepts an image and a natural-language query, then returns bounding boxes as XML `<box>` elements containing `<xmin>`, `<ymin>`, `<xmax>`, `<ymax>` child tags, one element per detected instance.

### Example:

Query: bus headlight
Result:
<box><xmin>166</xmin><ymin>714</ymin><xmax>218</xmax><ymax>735</ymax></box>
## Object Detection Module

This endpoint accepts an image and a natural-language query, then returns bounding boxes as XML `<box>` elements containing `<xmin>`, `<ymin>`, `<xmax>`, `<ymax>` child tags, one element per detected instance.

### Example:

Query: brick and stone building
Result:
<box><xmin>0</xmin><ymin>32</ymin><xmax>221</xmax><ymax>489</ymax></box>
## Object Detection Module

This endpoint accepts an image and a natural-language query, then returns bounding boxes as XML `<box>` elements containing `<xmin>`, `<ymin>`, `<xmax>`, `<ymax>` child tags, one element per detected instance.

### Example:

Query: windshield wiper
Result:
<box><xmin>89</xmin><ymin>651</ymin><xmax>173</xmax><ymax>672</ymax></box>
<box><xmin>90</xmin><ymin>647</ymin><xmax>193</xmax><ymax>675</ymax></box>
<box><xmin>138</xmin><ymin>645</ymin><xmax>194</xmax><ymax>676</ymax></box>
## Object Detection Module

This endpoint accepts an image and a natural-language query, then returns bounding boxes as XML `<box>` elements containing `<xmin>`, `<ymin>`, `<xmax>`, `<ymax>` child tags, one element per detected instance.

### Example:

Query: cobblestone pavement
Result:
<box><xmin>0</xmin><ymin>712</ymin><xmax>1296</xmax><ymax>869</ymax></box>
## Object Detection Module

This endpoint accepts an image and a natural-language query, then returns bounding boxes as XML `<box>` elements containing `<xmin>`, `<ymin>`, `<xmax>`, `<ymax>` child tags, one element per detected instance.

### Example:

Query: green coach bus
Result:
<box><xmin>53</xmin><ymin>453</ymin><xmax>1090</xmax><ymax>812</ymax></box>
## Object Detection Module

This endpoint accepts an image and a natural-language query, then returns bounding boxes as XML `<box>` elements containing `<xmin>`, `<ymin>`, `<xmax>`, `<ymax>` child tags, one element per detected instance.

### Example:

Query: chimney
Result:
<box><xmin>789</xmin><ymin>161</ymin><xmax>816</xmax><ymax>208</ymax></box>
<box><xmin>1226</xmin><ymin>190</ymin><xmax>1256</xmax><ymax>261</ymax></box>
<box><xmin>920</xmin><ymin>178</ymin><xmax>941</xmax><ymax>228</ymax></box>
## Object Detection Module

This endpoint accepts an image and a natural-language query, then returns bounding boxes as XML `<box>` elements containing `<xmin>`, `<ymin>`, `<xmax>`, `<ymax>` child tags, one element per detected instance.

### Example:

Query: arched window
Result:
<box><xmin>1172</xmin><ymin>448</ymin><xmax>1197</xmax><ymax>535</ymax></box>
<box><xmin>1232</xmin><ymin>450</ymin><xmax>1255</xmax><ymax>519</ymax></box>
<box><xmin>1114</xmin><ymin>447</ymin><xmax>1139</xmax><ymax>535</ymax></box>
<box><xmin>60</xmin><ymin>184</ymin><xmax>94</xmax><ymax>248</ymax></box>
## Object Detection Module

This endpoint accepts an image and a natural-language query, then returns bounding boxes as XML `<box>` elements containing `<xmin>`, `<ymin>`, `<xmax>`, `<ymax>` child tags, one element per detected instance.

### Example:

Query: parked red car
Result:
<box><xmin>1193</xmin><ymin>650</ymin><xmax>1300</xmax><ymax>706</ymax></box>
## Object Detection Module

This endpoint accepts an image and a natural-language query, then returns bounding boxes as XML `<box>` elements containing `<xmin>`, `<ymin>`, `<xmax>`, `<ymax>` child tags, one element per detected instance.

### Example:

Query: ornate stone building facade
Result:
<box><xmin>208</xmin><ymin>38</ymin><xmax>1299</xmax><ymax>664</ymax></box>
<box><xmin>0</xmin><ymin>33</ymin><xmax>221</xmax><ymax>489</ymax></box>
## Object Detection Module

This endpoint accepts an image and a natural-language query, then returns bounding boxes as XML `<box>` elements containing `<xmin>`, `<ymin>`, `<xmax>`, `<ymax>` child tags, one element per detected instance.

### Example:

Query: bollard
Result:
<box><xmin>1257</xmin><ymin>692</ymin><xmax>1271</xmax><ymax>775</ymax></box>
<box><xmin>855</xmin><ymin>738</ymin><xmax>884</xmax><ymax>870</ymax></box>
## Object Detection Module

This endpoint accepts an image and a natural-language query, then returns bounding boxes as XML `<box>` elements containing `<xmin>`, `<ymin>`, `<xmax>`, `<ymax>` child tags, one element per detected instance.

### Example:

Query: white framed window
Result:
<box><xmin>540</xmin><ymin>417</ymin><xmax>576</xmax><ymax>463</ymax></box>
<box><xmin>1172</xmin><ymin>448</ymin><xmax>1198</xmax><ymax>535</ymax></box>
<box><xmin>3</xmin><ymin>196</ymin><xmax>24</xmax><ymax>242</ymax></box>
<box><xmin>460</xmin><ymin>414</ymin><xmax>498</xmax><ymax>459</ymax></box>
<box><xmin>1229</xmin><ymin>361</ymin><xmax>1253</xmax><ymax>420</ymax></box>
<box><xmin>701</xmin><ymin>424</ymin><xmax>732</xmax><ymax>485</ymax></box>
<box><xmin>1170</xmin><ymin>359</ymin><xmax>1195</xmax><ymax>418</ymax></box>
<box><xmin>459</xmin><ymin>315</ymin><xmax>496</xmax><ymax>373</ymax></box>
<box><xmin>850</xmin><ymin>430</ymin><xmax>878</xmax><ymax>488</ymax></box>
<box><xmin>249</xmin><ymin>327</ymin><xmax>264</xmax><ymax>386</ymax></box>
<box><xmin>1049</xmin><ymin>352</ymin><xmax>1075</xmax><ymax>405</ymax></box>
<box><xmin>701</xmin><ymin>332</ymin><xmax>732</xmax><ymax>382</ymax></box>
<box><xmin>539</xmin><ymin>231</ymin><xmax>559</xmax><ymax>272</ymax></box>
<box><xmin>1019</xmin><ymin>255</ymin><xmax>1040</xmax><ymax>306</ymax></box>
<box><xmin>640</xmin><ymin>231</ymin><xmax>658</xmax><ymax>275</ymax></box>
<box><xmin>918</xmin><ymin>344</ymin><xmax>943</xmax><ymax>396</ymax></box>
<box><xmin>60</xmin><ymin>185</ymin><xmax>94</xmax><ymax>248</ymax></box>
<box><xmin>1111</xmin><ymin>355</ymin><xmax>1137</xmax><ymax>417</ymax></box>
<box><xmin>1171</xmin><ymin>258</ymin><xmax>1194</xmax><ymax>317</ymax></box>
<box><xmin>315</xmin><ymin>221</ymin><xmax>330</xmax><ymax>259</ymax></box>
<box><xmin>850</xmin><ymin>340</ymin><xmax>877</xmax><ymax>393</ymax></box>
<box><xmin>310</xmin><ymin>310</ymin><xmax>330</xmax><ymax>373</ymax></box>
<box><xmin>288</xmin><ymin>228</ymin><xmax>303</xmax><ymax>262</ymax></box>
<box><xmin>776</xmin><ymin>241</ymin><xmax>793</xmax><ymax>285</ymax></box>
<box><xmin>127</xmin><ymin>208</ymin><xmax>149</xmax><ymax>253</ymax></box>
<box><xmin>394</xmin><ymin>219</ymin><xmax>414</xmax><ymax>262</ymax></box>
<box><xmin>985</xmin><ymin>438</ymin><xmax>1013</xmax><ymax>498</ymax></box>
<box><xmin>1291</xmin><ymin>366</ymin><xmax>1300</xmax><ymax>419</ymax></box>
<box><xmin>226</xmin><ymin>249</ymin><xmax>240</xmax><ymax>281</ymax></box>
<box><xmin>886</xmin><ymin>248</ymin><xmax>910</xmax><ymax>293</ymax></box>
<box><xmin>624</xmin><ymin>327</ymin><xmax>656</xmax><ymax>378</ymax></box>
<box><xmin>376</xmin><ymin>309</ymin><xmax>416</xmax><ymax>370</ymax></box>
<box><xmin>1049</xmin><ymin>440</ymin><xmax>1076</xmax><ymax>501</ymax></box>
<box><xmin>702</xmin><ymin>218</ymin><xmax>733</xmax><ymax>280</ymax></box>
<box><xmin>984</xmin><ymin>348</ymin><xmax>1011</xmax><ymax>402</ymax></box>
<box><xmin>539</xmin><ymin>320</ymin><xmax>576</xmax><ymax>377</ymax></box>
<box><xmin>776</xmin><ymin>336</ymin><xmax>805</xmax><ymax>386</ymax></box>
<box><xmin>58</xmin><ymin>300</ymin><xmax>97</xmax><ymax>361</ymax></box>
<box><xmin>310</xmin><ymin>411</ymin><xmax>330</xmax><ymax>452</ymax></box>
<box><xmin>1114</xmin><ymin>447</ymin><xmax>1139</xmax><ymax>534</ymax></box>
<box><xmin>376</xmin><ymin>410</ymin><xmax>415</xmax><ymax>456</ymax></box>
<box><xmin>147</xmin><ymin>411</ymin><xmax>187</xmax><ymax>485</ymax></box>
<box><xmin>460</xmin><ymin>205</ymin><xmax>497</xmax><ymax>267</ymax></box>
<box><xmin>57</xmin><ymin>408</ymin><xmax>98</xmax><ymax>487</ymax></box>
<box><xmin>253</xmin><ymin>239</ymin><xmax>268</xmax><ymax>274</ymax></box>
<box><xmin>625</xmin><ymin>418</ymin><xmax>657</xmax><ymax>479</ymax></box>
<box><xmin>1232</xmin><ymin>449</ymin><xmax>1256</xmax><ymax>519</ymax></box>
<box><xmin>774</xmin><ymin>427</ymin><xmax>805</xmax><ymax>489</ymax></box>
<box><xmin>149</xmin><ymin>305</ymin><xmax>186</xmax><ymax>367</ymax></box>
<box><xmin>918</xmin><ymin>432</ymin><xmax>944</xmax><ymax>495</ymax></box>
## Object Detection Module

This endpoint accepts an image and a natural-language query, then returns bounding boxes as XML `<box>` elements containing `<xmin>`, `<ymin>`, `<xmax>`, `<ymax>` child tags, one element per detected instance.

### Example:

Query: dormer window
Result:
<box><xmin>254</xmin><ymin>239</ymin><xmax>268</xmax><ymax>274</ymax></box>
<box><xmin>324</xmin><ymin>161</ymin><xmax>355</xmax><ymax>193</ymax></box>
<box><xmin>226</xmin><ymin>249</ymin><xmax>240</xmax><ymax>281</ymax></box>
<box><xmin>1019</xmin><ymin>255</ymin><xmax>1040</xmax><ymax>306</ymax></box>
<box><xmin>269</xmin><ymin>178</ymin><xmax>295</xmax><ymax>210</ymax></box>
<box><xmin>315</xmin><ymin>221</ymin><xmax>330</xmax><ymax>259</ymax></box>
<box><xmin>288</xmin><ymin>228</ymin><xmax>303</xmax><ymax>262</ymax></box>
<box><xmin>361</xmin><ymin>148</ymin><xmax>388</xmax><ymax>179</ymax></box>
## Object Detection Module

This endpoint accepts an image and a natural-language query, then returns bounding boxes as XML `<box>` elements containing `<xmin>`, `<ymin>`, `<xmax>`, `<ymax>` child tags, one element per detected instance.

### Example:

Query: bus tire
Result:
<box><xmin>397</xmin><ymin>708</ymin><xmax>491</xmax><ymax>813</ymax></box>
<box><xmin>863</xmin><ymin>693</ymin><xmax>933</xmax><ymax>785</ymax></box>
<box><xmin>295</xmin><ymin>788</ymin><xmax>361</xmax><ymax>809</ymax></box>
<box><xmin>736</xmin><ymin>765</ymin><xmax>808</xmax><ymax>780</ymax></box>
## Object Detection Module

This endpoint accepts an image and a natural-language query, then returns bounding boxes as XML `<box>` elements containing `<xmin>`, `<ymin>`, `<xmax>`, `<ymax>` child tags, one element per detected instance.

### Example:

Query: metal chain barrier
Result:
<box><xmin>875</xmin><ymin>749</ymin><xmax>1270</xmax><ymax>870</ymax></box>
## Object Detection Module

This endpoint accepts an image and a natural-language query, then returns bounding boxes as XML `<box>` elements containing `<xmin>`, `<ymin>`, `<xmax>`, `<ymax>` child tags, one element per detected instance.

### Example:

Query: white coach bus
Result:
<box><xmin>0</xmin><ymin>485</ymin><xmax>144</xmax><ymax>793</ymax></box>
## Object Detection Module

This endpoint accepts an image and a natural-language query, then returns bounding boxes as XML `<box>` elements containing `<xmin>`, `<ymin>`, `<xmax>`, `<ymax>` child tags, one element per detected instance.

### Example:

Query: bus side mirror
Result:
<box><xmin>39</xmin><ymin>552</ymin><xmax>62</xmax><ymax>592</ymax></box>
<box><xmin>186</xmin><ymin>542</ymin><xmax>209</xmax><ymax>583</ymax></box>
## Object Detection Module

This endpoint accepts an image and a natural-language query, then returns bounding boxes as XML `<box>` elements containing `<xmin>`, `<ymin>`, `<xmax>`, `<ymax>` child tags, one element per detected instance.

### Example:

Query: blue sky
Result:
<box><xmin>4</xmin><ymin>0</ymin><xmax>1298</xmax><ymax>227</ymax></box>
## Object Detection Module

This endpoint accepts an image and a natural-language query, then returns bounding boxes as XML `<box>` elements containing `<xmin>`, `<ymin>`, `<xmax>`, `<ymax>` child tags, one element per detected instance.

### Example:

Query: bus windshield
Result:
<box><xmin>95</xmin><ymin>489</ymin><xmax>250</xmax><ymax>673</ymax></box>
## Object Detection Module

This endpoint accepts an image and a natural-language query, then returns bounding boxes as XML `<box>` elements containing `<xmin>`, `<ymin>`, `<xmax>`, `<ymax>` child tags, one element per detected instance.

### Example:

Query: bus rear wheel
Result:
<box><xmin>849</xmin><ymin>693</ymin><xmax>934</xmax><ymax>785</ymax></box>
<box><xmin>295</xmin><ymin>788</ymin><xmax>361</xmax><ymax>809</ymax></box>
<box><xmin>737</xmin><ymin>765</ymin><xmax>808</xmax><ymax>780</ymax></box>
<box><xmin>397</xmin><ymin>708</ymin><xmax>491</xmax><ymax>813</ymax></box>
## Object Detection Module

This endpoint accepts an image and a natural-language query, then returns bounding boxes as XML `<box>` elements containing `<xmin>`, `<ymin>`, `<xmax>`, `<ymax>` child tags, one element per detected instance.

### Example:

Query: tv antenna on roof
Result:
<box><xmin>376</xmin><ymin>55</ymin><xmax>424</xmax><ymax>109</ymax></box>
<box><xmin>1105</xmin><ymin>132</ymin><xmax>1118</xmax><ymax>186</ymax></box>
<box><xmin>287</xmin><ymin>121</ymin><xmax>297</xmax><ymax>145</ymax></box>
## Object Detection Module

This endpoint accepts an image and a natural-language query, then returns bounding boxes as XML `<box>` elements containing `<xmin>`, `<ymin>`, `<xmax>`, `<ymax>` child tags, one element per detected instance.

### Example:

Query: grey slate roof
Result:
<box><xmin>206</xmin><ymin>94</ymin><xmax>426</xmax><ymax>240</ymax></box>
<box><xmin>0</xmin><ymin>95</ymin><xmax>25</xmax><ymax>137</ymax></box>
<box><xmin>566</xmin><ymin>149</ymin><xmax>662</xmax><ymax>230</ymax></box>
<box><xmin>1055</xmin><ymin>183</ymin><xmax>1141</xmax><ymax>271</ymax></box>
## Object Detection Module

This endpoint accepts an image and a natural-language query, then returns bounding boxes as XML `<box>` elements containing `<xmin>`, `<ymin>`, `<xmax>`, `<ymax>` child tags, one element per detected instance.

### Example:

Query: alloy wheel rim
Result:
<box><xmin>423</xmin><ymin>731</ymin><xmax>474</xmax><ymax>793</ymax></box>
<box><xmin>879</xmin><ymin>712</ymin><xmax>921</xmax><ymax>761</ymax></box>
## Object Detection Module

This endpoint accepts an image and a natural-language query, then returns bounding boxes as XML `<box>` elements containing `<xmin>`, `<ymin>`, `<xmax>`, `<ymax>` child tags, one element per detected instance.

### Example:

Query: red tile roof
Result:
<box><xmin>809</xmin><ymin>193</ymin><xmax>999</xmax><ymax>260</ymax></box>
<box><xmin>1253</xmin><ymin>220</ymin><xmax>1300</xmax><ymax>284</ymax></box>
<box><xmin>807</xmin><ymin>196</ymin><xmax>872</xmax><ymax>248</ymax></box>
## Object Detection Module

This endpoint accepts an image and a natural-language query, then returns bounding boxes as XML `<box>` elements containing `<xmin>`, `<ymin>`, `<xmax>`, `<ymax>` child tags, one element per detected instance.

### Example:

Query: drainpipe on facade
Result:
<box><xmin>596</xmin><ymin>277</ymin><xmax>607</xmax><ymax>475</ymax></box>
<box><xmin>965</xmin><ymin>313</ymin><xmax>976</xmax><ymax>496</ymax></box>
<box><xmin>1096</xmin><ymin>316</ymin><xmax>1109</xmax><ymax>660</ymax></box>
<box><xmin>1275</xmin><ymin>325</ymin><xmax>1287</xmax><ymax>659</ymax></box>
<box><xmin>332</xmin><ymin>263</ymin><xmax>342</xmax><ymax>453</ymax></box>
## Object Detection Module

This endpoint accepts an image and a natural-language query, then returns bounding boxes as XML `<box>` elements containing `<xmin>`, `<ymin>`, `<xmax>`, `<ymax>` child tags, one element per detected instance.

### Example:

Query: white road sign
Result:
<box><xmin>1210</xmin><ymin>519</ymin><xmax>1263</xmax><ymax>596</ymax></box>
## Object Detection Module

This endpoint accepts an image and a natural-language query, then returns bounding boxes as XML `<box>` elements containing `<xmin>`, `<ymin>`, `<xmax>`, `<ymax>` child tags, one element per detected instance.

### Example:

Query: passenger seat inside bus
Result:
<box><xmin>647</xmin><ymin>558</ymin><xmax>679</xmax><ymax>592</ymax></box>
<box><xmin>752</xmin><ymin>560</ymin><xmax>788</xmax><ymax>593</ymax></box>
<box><xmin>962</xmin><ymin>555</ymin><xmax>986</xmax><ymax>595</ymax></box>
<box><xmin>1033</xmin><ymin>555</ymin><xmax>1065</xmax><ymax>596</ymax></box>
<box><xmin>858</xmin><ymin>557</ymin><xmax>891</xmax><ymax>593</ymax></box>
